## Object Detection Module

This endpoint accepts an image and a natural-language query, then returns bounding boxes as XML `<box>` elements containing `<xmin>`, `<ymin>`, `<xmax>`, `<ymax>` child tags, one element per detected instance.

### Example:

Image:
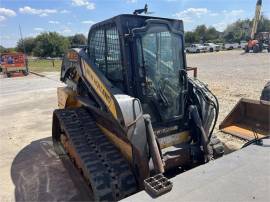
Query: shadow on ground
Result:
<box><xmin>10</xmin><ymin>137</ymin><xmax>93</xmax><ymax>201</ymax></box>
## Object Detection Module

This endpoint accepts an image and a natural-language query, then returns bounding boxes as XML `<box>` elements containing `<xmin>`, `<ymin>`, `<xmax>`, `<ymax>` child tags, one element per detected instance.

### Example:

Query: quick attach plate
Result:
<box><xmin>144</xmin><ymin>174</ymin><xmax>173</xmax><ymax>197</ymax></box>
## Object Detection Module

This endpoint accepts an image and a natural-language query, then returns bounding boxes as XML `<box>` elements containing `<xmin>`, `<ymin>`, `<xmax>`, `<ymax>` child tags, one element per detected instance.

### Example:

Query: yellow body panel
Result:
<box><xmin>158</xmin><ymin>131</ymin><xmax>190</xmax><ymax>149</ymax></box>
<box><xmin>81</xmin><ymin>59</ymin><xmax>117</xmax><ymax>119</ymax></box>
<box><xmin>97</xmin><ymin>124</ymin><xmax>133</xmax><ymax>163</ymax></box>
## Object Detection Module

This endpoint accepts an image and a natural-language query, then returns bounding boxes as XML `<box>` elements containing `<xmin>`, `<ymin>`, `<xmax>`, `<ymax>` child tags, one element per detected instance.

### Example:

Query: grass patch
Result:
<box><xmin>28</xmin><ymin>59</ymin><xmax>62</xmax><ymax>72</ymax></box>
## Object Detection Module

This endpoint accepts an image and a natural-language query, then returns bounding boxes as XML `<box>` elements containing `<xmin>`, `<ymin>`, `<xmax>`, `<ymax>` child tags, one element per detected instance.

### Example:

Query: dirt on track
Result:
<box><xmin>187</xmin><ymin>50</ymin><xmax>270</xmax><ymax>152</ymax></box>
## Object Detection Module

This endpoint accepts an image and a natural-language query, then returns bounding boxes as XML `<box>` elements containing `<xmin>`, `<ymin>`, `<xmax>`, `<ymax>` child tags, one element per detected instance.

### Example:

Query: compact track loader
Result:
<box><xmin>52</xmin><ymin>14</ymin><xmax>224</xmax><ymax>201</ymax></box>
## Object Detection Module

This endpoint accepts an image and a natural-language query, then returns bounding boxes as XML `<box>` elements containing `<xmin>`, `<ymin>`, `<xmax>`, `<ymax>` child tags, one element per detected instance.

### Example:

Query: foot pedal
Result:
<box><xmin>144</xmin><ymin>174</ymin><xmax>173</xmax><ymax>197</ymax></box>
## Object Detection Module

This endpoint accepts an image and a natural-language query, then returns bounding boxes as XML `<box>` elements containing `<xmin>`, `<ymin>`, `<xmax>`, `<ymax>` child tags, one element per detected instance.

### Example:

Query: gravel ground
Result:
<box><xmin>187</xmin><ymin>50</ymin><xmax>270</xmax><ymax>152</ymax></box>
<box><xmin>0</xmin><ymin>50</ymin><xmax>269</xmax><ymax>201</ymax></box>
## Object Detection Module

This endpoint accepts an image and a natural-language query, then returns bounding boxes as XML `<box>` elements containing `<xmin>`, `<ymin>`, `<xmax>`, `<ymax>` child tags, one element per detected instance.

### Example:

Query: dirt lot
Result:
<box><xmin>187</xmin><ymin>50</ymin><xmax>270</xmax><ymax>151</ymax></box>
<box><xmin>0</xmin><ymin>50</ymin><xmax>269</xmax><ymax>201</ymax></box>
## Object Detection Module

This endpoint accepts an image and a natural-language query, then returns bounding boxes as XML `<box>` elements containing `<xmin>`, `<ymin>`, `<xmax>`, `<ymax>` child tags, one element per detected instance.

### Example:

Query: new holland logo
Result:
<box><xmin>81</xmin><ymin>59</ymin><xmax>117</xmax><ymax>118</ymax></box>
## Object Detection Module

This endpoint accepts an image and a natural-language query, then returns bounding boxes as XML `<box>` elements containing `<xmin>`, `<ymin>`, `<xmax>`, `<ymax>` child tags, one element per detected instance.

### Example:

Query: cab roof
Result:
<box><xmin>89</xmin><ymin>14</ymin><xmax>184</xmax><ymax>36</ymax></box>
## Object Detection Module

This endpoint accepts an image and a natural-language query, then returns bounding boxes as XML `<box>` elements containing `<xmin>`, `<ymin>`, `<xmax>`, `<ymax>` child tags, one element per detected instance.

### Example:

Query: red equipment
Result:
<box><xmin>0</xmin><ymin>52</ymin><xmax>28</xmax><ymax>77</ymax></box>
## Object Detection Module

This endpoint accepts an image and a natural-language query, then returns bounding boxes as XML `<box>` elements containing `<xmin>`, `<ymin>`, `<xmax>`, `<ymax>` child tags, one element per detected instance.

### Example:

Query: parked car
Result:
<box><xmin>240</xmin><ymin>41</ymin><xmax>248</xmax><ymax>49</ymax></box>
<box><xmin>203</xmin><ymin>43</ymin><xmax>221</xmax><ymax>52</ymax></box>
<box><xmin>224</xmin><ymin>43</ymin><xmax>239</xmax><ymax>50</ymax></box>
<box><xmin>186</xmin><ymin>44</ymin><xmax>207</xmax><ymax>53</ymax></box>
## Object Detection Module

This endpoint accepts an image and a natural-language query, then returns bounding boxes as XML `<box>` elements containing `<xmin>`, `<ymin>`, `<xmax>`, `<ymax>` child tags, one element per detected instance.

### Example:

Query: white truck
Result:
<box><xmin>224</xmin><ymin>43</ymin><xmax>239</xmax><ymax>50</ymax></box>
<box><xmin>203</xmin><ymin>43</ymin><xmax>221</xmax><ymax>52</ymax></box>
<box><xmin>186</xmin><ymin>44</ymin><xmax>207</xmax><ymax>53</ymax></box>
<box><xmin>240</xmin><ymin>40</ymin><xmax>248</xmax><ymax>49</ymax></box>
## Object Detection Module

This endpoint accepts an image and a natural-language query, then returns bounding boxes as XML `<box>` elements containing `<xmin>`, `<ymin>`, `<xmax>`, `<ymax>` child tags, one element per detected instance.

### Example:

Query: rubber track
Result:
<box><xmin>54</xmin><ymin>108</ymin><xmax>137</xmax><ymax>201</ymax></box>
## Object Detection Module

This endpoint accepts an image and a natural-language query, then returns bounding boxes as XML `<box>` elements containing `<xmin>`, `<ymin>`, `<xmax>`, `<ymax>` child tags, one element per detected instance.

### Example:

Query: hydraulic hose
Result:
<box><xmin>189</xmin><ymin>78</ymin><xmax>219</xmax><ymax>140</ymax></box>
<box><xmin>189</xmin><ymin>105</ymin><xmax>212</xmax><ymax>162</ymax></box>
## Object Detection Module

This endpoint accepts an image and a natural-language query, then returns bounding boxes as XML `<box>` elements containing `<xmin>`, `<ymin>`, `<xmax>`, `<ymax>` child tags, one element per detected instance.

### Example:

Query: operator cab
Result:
<box><xmin>87</xmin><ymin>14</ymin><xmax>187</xmax><ymax>128</ymax></box>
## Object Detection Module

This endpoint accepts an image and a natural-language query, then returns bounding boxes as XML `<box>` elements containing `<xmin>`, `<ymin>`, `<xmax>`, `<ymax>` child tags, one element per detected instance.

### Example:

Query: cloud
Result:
<box><xmin>71</xmin><ymin>0</ymin><xmax>95</xmax><ymax>10</ymax></box>
<box><xmin>26</xmin><ymin>32</ymin><xmax>40</xmax><ymax>38</ymax></box>
<box><xmin>40</xmin><ymin>13</ymin><xmax>48</xmax><ymax>17</ymax></box>
<box><xmin>1</xmin><ymin>35</ymin><xmax>12</xmax><ymax>40</ymax></box>
<box><xmin>126</xmin><ymin>0</ymin><xmax>137</xmax><ymax>3</ymax></box>
<box><xmin>0</xmin><ymin>7</ymin><xmax>16</xmax><ymax>17</ymax></box>
<box><xmin>81</xmin><ymin>20</ymin><xmax>95</xmax><ymax>24</ymax></box>
<box><xmin>174</xmin><ymin>7</ymin><xmax>245</xmax><ymax>31</ymax></box>
<box><xmin>49</xmin><ymin>20</ymin><xmax>60</xmax><ymax>24</ymax></box>
<box><xmin>209</xmin><ymin>13</ymin><xmax>219</xmax><ymax>17</ymax></box>
<box><xmin>60</xmin><ymin>10</ymin><xmax>69</xmax><ymax>14</ymax></box>
<box><xmin>0</xmin><ymin>7</ymin><xmax>16</xmax><ymax>22</ymax></box>
<box><xmin>213</xmin><ymin>22</ymin><xmax>227</xmax><ymax>31</ymax></box>
<box><xmin>222</xmin><ymin>9</ymin><xmax>244</xmax><ymax>16</ymax></box>
<box><xmin>34</xmin><ymin>27</ymin><xmax>44</xmax><ymax>31</ymax></box>
<box><xmin>175</xmin><ymin>8</ymin><xmax>209</xmax><ymax>22</ymax></box>
<box><xmin>176</xmin><ymin>8</ymin><xmax>208</xmax><ymax>17</ymax></box>
<box><xmin>63</xmin><ymin>28</ymin><xmax>72</xmax><ymax>34</ymax></box>
<box><xmin>0</xmin><ymin>16</ymin><xmax>6</xmax><ymax>22</ymax></box>
<box><xmin>19</xmin><ymin>6</ymin><xmax>57</xmax><ymax>17</ymax></box>
<box><xmin>213</xmin><ymin>9</ymin><xmax>245</xmax><ymax>31</ymax></box>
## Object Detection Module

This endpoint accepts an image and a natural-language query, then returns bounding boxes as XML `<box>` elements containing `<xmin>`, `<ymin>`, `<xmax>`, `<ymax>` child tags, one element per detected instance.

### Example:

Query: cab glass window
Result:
<box><xmin>89</xmin><ymin>26</ymin><xmax>123</xmax><ymax>87</ymax></box>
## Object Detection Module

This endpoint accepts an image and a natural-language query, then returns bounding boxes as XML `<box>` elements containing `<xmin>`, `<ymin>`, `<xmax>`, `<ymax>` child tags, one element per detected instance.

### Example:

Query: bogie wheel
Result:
<box><xmin>196</xmin><ymin>49</ymin><xmax>200</xmax><ymax>53</ymax></box>
<box><xmin>210</xmin><ymin>48</ymin><xmax>214</xmax><ymax>52</ymax></box>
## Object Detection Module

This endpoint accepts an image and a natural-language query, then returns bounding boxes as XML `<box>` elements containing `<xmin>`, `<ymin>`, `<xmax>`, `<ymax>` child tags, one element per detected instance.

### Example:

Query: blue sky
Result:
<box><xmin>0</xmin><ymin>0</ymin><xmax>269</xmax><ymax>47</ymax></box>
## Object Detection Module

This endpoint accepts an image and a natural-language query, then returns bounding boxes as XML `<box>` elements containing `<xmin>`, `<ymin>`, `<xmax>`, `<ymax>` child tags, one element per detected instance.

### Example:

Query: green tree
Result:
<box><xmin>185</xmin><ymin>31</ymin><xmax>198</xmax><ymax>44</ymax></box>
<box><xmin>16</xmin><ymin>37</ymin><xmax>35</xmax><ymax>54</ymax></box>
<box><xmin>205</xmin><ymin>27</ymin><xmax>220</xmax><ymax>41</ymax></box>
<box><xmin>185</xmin><ymin>25</ymin><xmax>221</xmax><ymax>44</ymax></box>
<box><xmin>223</xmin><ymin>16</ymin><xmax>270</xmax><ymax>42</ymax></box>
<box><xmin>223</xmin><ymin>20</ymin><xmax>249</xmax><ymax>42</ymax></box>
<box><xmin>0</xmin><ymin>45</ymin><xmax>6</xmax><ymax>53</ymax></box>
<box><xmin>0</xmin><ymin>46</ymin><xmax>16</xmax><ymax>53</ymax></box>
<box><xmin>195</xmin><ymin>25</ymin><xmax>207</xmax><ymax>42</ymax></box>
<box><xmin>70</xmin><ymin>34</ymin><xmax>87</xmax><ymax>46</ymax></box>
<box><xmin>257</xmin><ymin>15</ymin><xmax>270</xmax><ymax>33</ymax></box>
<box><xmin>33</xmin><ymin>32</ymin><xmax>70</xmax><ymax>57</ymax></box>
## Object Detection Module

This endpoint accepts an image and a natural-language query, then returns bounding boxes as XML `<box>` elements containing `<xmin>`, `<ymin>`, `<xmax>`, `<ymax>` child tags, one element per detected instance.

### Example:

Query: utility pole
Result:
<box><xmin>19</xmin><ymin>24</ymin><xmax>29</xmax><ymax>73</ymax></box>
